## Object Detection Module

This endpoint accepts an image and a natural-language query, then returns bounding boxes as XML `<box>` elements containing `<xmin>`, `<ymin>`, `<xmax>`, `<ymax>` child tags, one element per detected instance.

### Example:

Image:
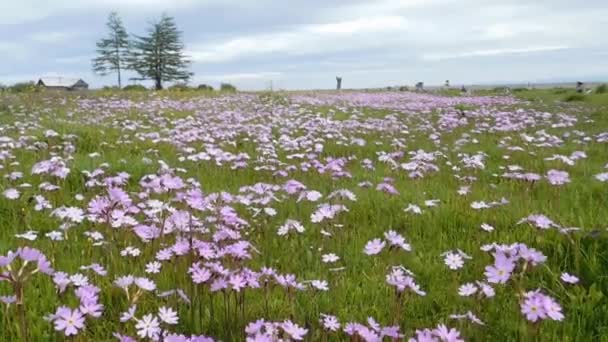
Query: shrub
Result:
<box><xmin>553</xmin><ymin>88</ymin><xmax>568</xmax><ymax>94</ymax></box>
<box><xmin>9</xmin><ymin>82</ymin><xmax>39</xmax><ymax>93</ymax></box>
<box><xmin>595</xmin><ymin>84</ymin><xmax>607</xmax><ymax>94</ymax></box>
<box><xmin>197</xmin><ymin>84</ymin><xmax>214</xmax><ymax>91</ymax></box>
<box><xmin>564</xmin><ymin>94</ymin><xmax>585</xmax><ymax>102</ymax></box>
<box><xmin>122</xmin><ymin>84</ymin><xmax>148</xmax><ymax>91</ymax></box>
<box><xmin>220</xmin><ymin>83</ymin><xmax>237</xmax><ymax>92</ymax></box>
<box><xmin>168</xmin><ymin>83</ymin><xmax>191</xmax><ymax>91</ymax></box>
<box><xmin>398</xmin><ymin>86</ymin><xmax>408</xmax><ymax>92</ymax></box>
<box><xmin>512</xmin><ymin>88</ymin><xmax>529</xmax><ymax>92</ymax></box>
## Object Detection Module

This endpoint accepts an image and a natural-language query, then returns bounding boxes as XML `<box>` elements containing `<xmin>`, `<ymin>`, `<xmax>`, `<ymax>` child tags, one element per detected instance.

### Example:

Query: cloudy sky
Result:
<box><xmin>1</xmin><ymin>0</ymin><xmax>607</xmax><ymax>90</ymax></box>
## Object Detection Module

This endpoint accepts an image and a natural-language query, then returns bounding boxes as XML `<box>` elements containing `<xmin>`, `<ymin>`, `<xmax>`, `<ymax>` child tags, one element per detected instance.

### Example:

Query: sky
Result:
<box><xmin>0</xmin><ymin>0</ymin><xmax>607</xmax><ymax>90</ymax></box>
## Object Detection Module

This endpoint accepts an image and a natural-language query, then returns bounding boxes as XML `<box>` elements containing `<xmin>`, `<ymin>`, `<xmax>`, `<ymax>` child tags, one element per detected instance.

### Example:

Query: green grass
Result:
<box><xmin>0</xmin><ymin>90</ymin><xmax>607</xmax><ymax>341</ymax></box>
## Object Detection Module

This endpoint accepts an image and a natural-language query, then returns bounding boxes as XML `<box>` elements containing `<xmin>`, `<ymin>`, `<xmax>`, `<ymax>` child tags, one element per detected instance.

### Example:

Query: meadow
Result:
<box><xmin>0</xmin><ymin>87</ymin><xmax>607</xmax><ymax>341</ymax></box>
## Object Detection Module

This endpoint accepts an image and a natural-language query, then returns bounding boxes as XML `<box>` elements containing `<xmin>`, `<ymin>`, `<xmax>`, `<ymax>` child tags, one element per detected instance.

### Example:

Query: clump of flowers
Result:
<box><xmin>245</xmin><ymin>319</ymin><xmax>308</xmax><ymax>341</ymax></box>
<box><xmin>0</xmin><ymin>247</ymin><xmax>54</xmax><ymax>340</ymax></box>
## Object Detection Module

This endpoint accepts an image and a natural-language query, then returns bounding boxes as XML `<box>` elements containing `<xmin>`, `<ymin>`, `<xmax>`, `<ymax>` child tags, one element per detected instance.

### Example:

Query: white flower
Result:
<box><xmin>311</xmin><ymin>280</ymin><xmax>329</xmax><ymax>291</ymax></box>
<box><xmin>277</xmin><ymin>220</ymin><xmax>305</xmax><ymax>236</ymax></box>
<box><xmin>424</xmin><ymin>199</ymin><xmax>440</xmax><ymax>207</ymax></box>
<box><xmin>120</xmin><ymin>305</ymin><xmax>137</xmax><ymax>322</ymax></box>
<box><xmin>458</xmin><ymin>283</ymin><xmax>478</xmax><ymax>297</ymax></box>
<box><xmin>135</xmin><ymin>314</ymin><xmax>160</xmax><ymax>339</ymax></box>
<box><xmin>263</xmin><ymin>207</ymin><xmax>277</xmax><ymax>216</ymax></box>
<box><xmin>3</xmin><ymin>188</ymin><xmax>20</xmax><ymax>200</ymax></box>
<box><xmin>69</xmin><ymin>274</ymin><xmax>89</xmax><ymax>287</ymax></box>
<box><xmin>322</xmin><ymin>253</ymin><xmax>340</xmax><ymax>263</ymax></box>
<box><xmin>560</xmin><ymin>272</ymin><xmax>579</xmax><ymax>284</ymax></box>
<box><xmin>404</xmin><ymin>204</ymin><xmax>422</xmax><ymax>214</ymax></box>
<box><xmin>480</xmin><ymin>223</ymin><xmax>495</xmax><ymax>232</ymax></box>
<box><xmin>457</xmin><ymin>186</ymin><xmax>471</xmax><ymax>196</ymax></box>
<box><xmin>15</xmin><ymin>231</ymin><xmax>38</xmax><ymax>241</ymax></box>
<box><xmin>595</xmin><ymin>173</ymin><xmax>608</xmax><ymax>182</ymax></box>
<box><xmin>134</xmin><ymin>277</ymin><xmax>156</xmax><ymax>291</ymax></box>
<box><xmin>305</xmin><ymin>191</ymin><xmax>322</xmax><ymax>202</ymax></box>
<box><xmin>471</xmin><ymin>201</ymin><xmax>490</xmax><ymax>210</ymax></box>
<box><xmin>444</xmin><ymin>252</ymin><xmax>464</xmax><ymax>270</ymax></box>
<box><xmin>158</xmin><ymin>306</ymin><xmax>179</xmax><ymax>325</ymax></box>
<box><xmin>145</xmin><ymin>261</ymin><xmax>162</xmax><ymax>274</ymax></box>
<box><xmin>120</xmin><ymin>246</ymin><xmax>141</xmax><ymax>257</ymax></box>
<box><xmin>46</xmin><ymin>231</ymin><xmax>64</xmax><ymax>241</ymax></box>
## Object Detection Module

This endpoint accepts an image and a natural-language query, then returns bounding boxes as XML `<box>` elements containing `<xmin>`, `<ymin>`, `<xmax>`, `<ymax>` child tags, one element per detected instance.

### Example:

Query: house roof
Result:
<box><xmin>38</xmin><ymin>77</ymin><xmax>87</xmax><ymax>87</ymax></box>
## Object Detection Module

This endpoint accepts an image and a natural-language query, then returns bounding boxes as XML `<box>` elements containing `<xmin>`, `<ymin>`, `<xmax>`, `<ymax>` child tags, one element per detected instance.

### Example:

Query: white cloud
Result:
<box><xmin>29</xmin><ymin>31</ymin><xmax>81</xmax><ymax>44</ymax></box>
<box><xmin>204</xmin><ymin>72</ymin><xmax>283</xmax><ymax>81</ymax></box>
<box><xmin>54</xmin><ymin>55</ymin><xmax>94</xmax><ymax>64</ymax></box>
<box><xmin>0</xmin><ymin>0</ymin><xmax>210</xmax><ymax>25</ymax></box>
<box><xmin>307</xmin><ymin>16</ymin><xmax>407</xmax><ymax>34</ymax></box>
<box><xmin>422</xmin><ymin>45</ymin><xmax>571</xmax><ymax>61</ymax></box>
<box><xmin>188</xmin><ymin>15</ymin><xmax>408</xmax><ymax>63</ymax></box>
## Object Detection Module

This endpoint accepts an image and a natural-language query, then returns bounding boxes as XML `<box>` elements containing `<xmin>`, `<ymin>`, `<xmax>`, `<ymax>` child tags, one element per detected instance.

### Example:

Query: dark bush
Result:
<box><xmin>220</xmin><ymin>83</ymin><xmax>237</xmax><ymax>92</ymax></box>
<box><xmin>122</xmin><ymin>84</ymin><xmax>148</xmax><ymax>91</ymax></box>
<box><xmin>9</xmin><ymin>82</ymin><xmax>39</xmax><ymax>93</ymax></box>
<box><xmin>512</xmin><ymin>88</ymin><xmax>529</xmax><ymax>92</ymax></box>
<box><xmin>595</xmin><ymin>84</ymin><xmax>607</xmax><ymax>94</ymax></box>
<box><xmin>564</xmin><ymin>94</ymin><xmax>585</xmax><ymax>102</ymax></box>
<box><xmin>168</xmin><ymin>83</ymin><xmax>191</xmax><ymax>91</ymax></box>
<box><xmin>197</xmin><ymin>84</ymin><xmax>214</xmax><ymax>91</ymax></box>
<box><xmin>553</xmin><ymin>88</ymin><xmax>568</xmax><ymax>94</ymax></box>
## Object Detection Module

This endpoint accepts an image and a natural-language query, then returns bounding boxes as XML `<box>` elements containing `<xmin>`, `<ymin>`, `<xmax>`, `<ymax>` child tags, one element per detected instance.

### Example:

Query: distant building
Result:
<box><xmin>37</xmin><ymin>77</ymin><xmax>89</xmax><ymax>91</ymax></box>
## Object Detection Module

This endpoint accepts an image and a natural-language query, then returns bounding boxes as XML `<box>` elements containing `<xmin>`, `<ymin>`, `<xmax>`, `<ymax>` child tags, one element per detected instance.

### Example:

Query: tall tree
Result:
<box><xmin>129</xmin><ymin>14</ymin><xmax>192</xmax><ymax>90</ymax></box>
<box><xmin>92</xmin><ymin>12</ymin><xmax>130</xmax><ymax>88</ymax></box>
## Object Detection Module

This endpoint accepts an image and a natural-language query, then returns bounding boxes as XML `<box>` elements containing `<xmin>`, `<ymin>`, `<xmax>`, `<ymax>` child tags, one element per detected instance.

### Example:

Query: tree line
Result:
<box><xmin>92</xmin><ymin>12</ymin><xmax>192</xmax><ymax>90</ymax></box>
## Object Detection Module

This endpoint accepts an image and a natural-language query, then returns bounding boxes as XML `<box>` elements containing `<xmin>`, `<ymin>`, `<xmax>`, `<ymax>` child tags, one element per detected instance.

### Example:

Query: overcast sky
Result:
<box><xmin>1</xmin><ymin>0</ymin><xmax>607</xmax><ymax>90</ymax></box>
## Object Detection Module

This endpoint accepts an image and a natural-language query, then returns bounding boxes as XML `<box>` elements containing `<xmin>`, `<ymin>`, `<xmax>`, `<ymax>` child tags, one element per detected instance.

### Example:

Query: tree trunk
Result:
<box><xmin>155</xmin><ymin>77</ymin><xmax>163</xmax><ymax>90</ymax></box>
<box><xmin>117</xmin><ymin>67</ymin><xmax>122</xmax><ymax>89</ymax></box>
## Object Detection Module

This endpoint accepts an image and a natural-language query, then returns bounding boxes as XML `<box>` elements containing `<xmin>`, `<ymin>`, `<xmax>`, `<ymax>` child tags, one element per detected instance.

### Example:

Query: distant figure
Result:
<box><xmin>460</xmin><ymin>85</ymin><xmax>467</xmax><ymax>93</ymax></box>
<box><xmin>445</xmin><ymin>80</ymin><xmax>450</xmax><ymax>87</ymax></box>
<box><xmin>336</xmin><ymin>77</ymin><xmax>342</xmax><ymax>91</ymax></box>
<box><xmin>415</xmin><ymin>82</ymin><xmax>424</xmax><ymax>91</ymax></box>
<box><xmin>576</xmin><ymin>81</ymin><xmax>584</xmax><ymax>93</ymax></box>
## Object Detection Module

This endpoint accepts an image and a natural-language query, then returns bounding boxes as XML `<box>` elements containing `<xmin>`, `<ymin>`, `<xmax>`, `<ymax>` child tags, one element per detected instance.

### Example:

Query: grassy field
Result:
<box><xmin>0</xmin><ymin>88</ymin><xmax>607</xmax><ymax>341</ymax></box>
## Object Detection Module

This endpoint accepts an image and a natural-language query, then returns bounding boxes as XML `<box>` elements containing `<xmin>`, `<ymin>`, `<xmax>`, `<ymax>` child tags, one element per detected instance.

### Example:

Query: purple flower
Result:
<box><xmin>364</xmin><ymin>239</ymin><xmax>386</xmax><ymax>255</ymax></box>
<box><xmin>484</xmin><ymin>252</ymin><xmax>515</xmax><ymax>284</ymax></box>
<box><xmin>458</xmin><ymin>283</ymin><xmax>477</xmax><ymax>297</ymax></box>
<box><xmin>560</xmin><ymin>272</ymin><xmax>579</xmax><ymax>284</ymax></box>
<box><xmin>320</xmin><ymin>314</ymin><xmax>340</xmax><ymax>332</ymax></box>
<box><xmin>546</xmin><ymin>170</ymin><xmax>570</xmax><ymax>185</ymax></box>
<box><xmin>53</xmin><ymin>307</ymin><xmax>85</xmax><ymax>336</ymax></box>
<box><xmin>521</xmin><ymin>295</ymin><xmax>547</xmax><ymax>322</ymax></box>
<box><xmin>433</xmin><ymin>324</ymin><xmax>463</xmax><ymax>342</ymax></box>
<box><xmin>281</xmin><ymin>320</ymin><xmax>308</xmax><ymax>340</ymax></box>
